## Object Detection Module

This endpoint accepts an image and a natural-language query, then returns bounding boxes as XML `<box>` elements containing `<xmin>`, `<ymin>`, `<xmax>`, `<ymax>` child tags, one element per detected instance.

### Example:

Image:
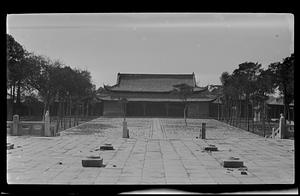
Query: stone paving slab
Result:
<box><xmin>7</xmin><ymin>117</ymin><xmax>294</xmax><ymax>184</ymax></box>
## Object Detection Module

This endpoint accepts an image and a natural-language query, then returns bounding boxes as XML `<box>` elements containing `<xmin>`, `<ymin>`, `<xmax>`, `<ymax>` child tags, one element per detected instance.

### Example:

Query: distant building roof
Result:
<box><xmin>105</xmin><ymin>73</ymin><xmax>203</xmax><ymax>92</ymax></box>
<box><xmin>99</xmin><ymin>73</ymin><xmax>222</xmax><ymax>102</ymax></box>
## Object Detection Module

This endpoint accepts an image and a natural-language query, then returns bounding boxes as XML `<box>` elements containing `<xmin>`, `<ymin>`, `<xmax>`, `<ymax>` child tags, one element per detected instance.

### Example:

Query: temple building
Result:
<box><xmin>98</xmin><ymin>73</ymin><xmax>221</xmax><ymax>118</ymax></box>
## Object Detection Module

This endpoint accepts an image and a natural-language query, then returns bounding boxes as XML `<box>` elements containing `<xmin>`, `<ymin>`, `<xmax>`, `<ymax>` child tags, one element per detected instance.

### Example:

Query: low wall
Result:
<box><xmin>7</xmin><ymin>114</ymin><xmax>56</xmax><ymax>137</ymax></box>
<box><xmin>7</xmin><ymin>121</ymin><xmax>47</xmax><ymax>136</ymax></box>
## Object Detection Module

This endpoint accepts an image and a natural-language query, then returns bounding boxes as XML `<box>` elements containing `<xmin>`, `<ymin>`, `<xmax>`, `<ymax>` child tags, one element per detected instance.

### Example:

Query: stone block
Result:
<box><xmin>222</xmin><ymin>160</ymin><xmax>244</xmax><ymax>168</ymax></box>
<box><xmin>204</xmin><ymin>144</ymin><xmax>218</xmax><ymax>151</ymax></box>
<box><xmin>82</xmin><ymin>156</ymin><xmax>103</xmax><ymax>167</ymax></box>
<box><xmin>100</xmin><ymin>143</ymin><xmax>114</xmax><ymax>150</ymax></box>
<box><xmin>7</xmin><ymin>143</ymin><xmax>14</xmax><ymax>150</ymax></box>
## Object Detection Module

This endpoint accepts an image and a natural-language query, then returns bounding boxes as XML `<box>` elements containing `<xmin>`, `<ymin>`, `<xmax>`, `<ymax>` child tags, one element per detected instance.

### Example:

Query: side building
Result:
<box><xmin>98</xmin><ymin>73</ymin><xmax>220</xmax><ymax>118</ymax></box>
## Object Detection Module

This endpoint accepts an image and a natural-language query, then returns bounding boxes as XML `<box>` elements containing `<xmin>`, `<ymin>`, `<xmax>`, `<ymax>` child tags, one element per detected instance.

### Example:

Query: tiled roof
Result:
<box><xmin>106</xmin><ymin>73</ymin><xmax>199</xmax><ymax>92</ymax></box>
<box><xmin>100</xmin><ymin>96</ymin><xmax>215</xmax><ymax>102</ymax></box>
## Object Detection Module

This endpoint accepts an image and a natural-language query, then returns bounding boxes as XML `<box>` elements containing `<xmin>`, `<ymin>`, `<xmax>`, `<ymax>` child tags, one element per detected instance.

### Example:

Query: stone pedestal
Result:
<box><xmin>222</xmin><ymin>160</ymin><xmax>244</xmax><ymax>168</ymax></box>
<box><xmin>82</xmin><ymin>156</ymin><xmax>103</xmax><ymax>167</ymax></box>
<box><xmin>7</xmin><ymin>143</ymin><xmax>14</xmax><ymax>150</ymax></box>
<box><xmin>123</xmin><ymin>120</ymin><xmax>129</xmax><ymax>138</ymax></box>
<box><xmin>204</xmin><ymin>144</ymin><xmax>218</xmax><ymax>151</ymax></box>
<box><xmin>44</xmin><ymin>111</ymin><xmax>51</xmax><ymax>136</ymax></box>
<box><xmin>201</xmin><ymin>123</ymin><xmax>206</xmax><ymax>139</ymax></box>
<box><xmin>279</xmin><ymin>114</ymin><xmax>287</xmax><ymax>139</ymax></box>
<box><xmin>12</xmin><ymin>115</ymin><xmax>19</xmax><ymax>136</ymax></box>
<box><xmin>100</xmin><ymin>144</ymin><xmax>114</xmax><ymax>150</ymax></box>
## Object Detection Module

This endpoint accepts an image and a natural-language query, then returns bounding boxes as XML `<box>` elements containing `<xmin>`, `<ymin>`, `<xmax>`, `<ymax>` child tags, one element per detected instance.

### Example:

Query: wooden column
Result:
<box><xmin>166</xmin><ymin>103</ymin><xmax>169</xmax><ymax>117</ymax></box>
<box><xmin>143</xmin><ymin>103</ymin><xmax>146</xmax><ymax>116</ymax></box>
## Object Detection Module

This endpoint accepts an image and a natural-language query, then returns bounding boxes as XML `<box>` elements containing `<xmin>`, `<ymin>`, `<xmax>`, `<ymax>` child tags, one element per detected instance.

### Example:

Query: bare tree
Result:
<box><xmin>172</xmin><ymin>83</ymin><xmax>194</xmax><ymax>126</ymax></box>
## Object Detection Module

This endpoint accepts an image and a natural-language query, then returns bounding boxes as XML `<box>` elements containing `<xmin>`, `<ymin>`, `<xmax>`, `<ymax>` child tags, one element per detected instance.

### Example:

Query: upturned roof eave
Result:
<box><xmin>103</xmin><ymin>87</ymin><xmax>207</xmax><ymax>93</ymax></box>
<box><xmin>99</xmin><ymin>97</ymin><xmax>216</xmax><ymax>102</ymax></box>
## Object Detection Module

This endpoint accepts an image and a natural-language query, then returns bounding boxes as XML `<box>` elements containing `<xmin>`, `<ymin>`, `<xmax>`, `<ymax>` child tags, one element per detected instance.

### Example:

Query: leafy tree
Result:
<box><xmin>231</xmin><ymin>62</ymin><xmax>261</xmax><ymax>131</ymax></box>
<box><xmin>72</xmin><ymin>69</ymin><xmax>94</xmax><ymax>116</ymax></box>
<box><xmin>22</xmin><ymin>93</ymin><xmax>42</xmax><ymax>116</ymax></box>
<box><xmin>268</xmin><ymin>53</ymin><xmax>294</xmax><ymax>120</ymax></box>
<box><xmin>172</xmin><ymin>83</ymin><xmax>194</xmax><ymax>126</ymax></box>
<box><xmin>50</xmin><ymin>66</ymin><xmax>94</xmax><ymax>118</ymax></box>
<box><xmin>25</xmin><ymin>54</ymin><xmax>63</xmax><ymax>118</ymax></box>
<box><xmin>219</xmin><ymin>55</ymin><xmax>294</xmax><ymax>135</ymax></box>
<box><xmin>220</xmin><ymin>72</ymin><xmax>239</xmax><ymax>122</ymax></box>
<box><xmin>7</xmin><ymin>34</ymin><xmax>28</xmax><ymax>114</ymax></box>
<box><xmin>252</xmin><ymin>68</ymin><xmax>275</xmax><ymax>107</ymax></box>
<box><xmin>7</xmin><ymin>34</ymin><xmax>97</xmax><ymax>120</ymax></box>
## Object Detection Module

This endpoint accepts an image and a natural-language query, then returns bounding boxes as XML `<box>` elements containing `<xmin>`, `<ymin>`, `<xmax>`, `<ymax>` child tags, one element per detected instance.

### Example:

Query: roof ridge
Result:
<box><xmin>118</xmin><ymin>73</ymin><xmax>194</xmax><ymax>76</ymax></box>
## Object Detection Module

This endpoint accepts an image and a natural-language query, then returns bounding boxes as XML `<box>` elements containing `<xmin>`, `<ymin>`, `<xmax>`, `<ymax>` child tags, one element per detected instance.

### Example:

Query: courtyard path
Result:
<box><xmin>150</xmin><ymin>119</ymin><xmax>166</xmax><ymax>140</ymax></box>
<box><xmin>7</xmin><ymin>117</ymin><xmax>294</xmax><ymax>184</ymax></box>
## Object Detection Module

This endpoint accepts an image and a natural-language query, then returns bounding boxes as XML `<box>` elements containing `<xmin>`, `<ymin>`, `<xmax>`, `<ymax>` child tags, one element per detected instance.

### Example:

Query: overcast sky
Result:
<box><xmin>7</xmin><ymin>13</ymin><xmax>294</xmax><ymax>89</ymax></box>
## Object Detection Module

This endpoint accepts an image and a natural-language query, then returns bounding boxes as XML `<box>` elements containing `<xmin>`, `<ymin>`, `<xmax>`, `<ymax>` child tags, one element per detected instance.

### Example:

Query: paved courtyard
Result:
<box><xmin>7</xmin><ymin>117</ymin><xmax>294</xmax><ymax>184</ymax></box>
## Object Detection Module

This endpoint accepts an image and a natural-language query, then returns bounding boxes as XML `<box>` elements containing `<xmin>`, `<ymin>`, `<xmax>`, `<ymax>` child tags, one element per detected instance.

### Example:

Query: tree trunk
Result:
<box><xmin>251</xmin><ymin>101</ymin><xmax>254</xmax><ymax>133</ymax></box>
<box><xmin>62</xmin><ymin>101</ymin><xmax>65</xmax><ymax>118</ymax></box>
<box><xmin>239</xmin><ymin>99</ymin><xmax>242</xmax><ymax>129</ymax></box>
<box><xmin>75</xmin><ymin>103</ymin><xmax>78</xmax><ymax>125</ymax></box>
<box><xmin>283</xmin><ymin>94</ymin><xmax>289</xmax><ymax>122</ymax></box>
<box><xmin>217</xmin><ymin>102</ymin><xmax>220</xmax><ymax>120</ymax></box>
<box><xmin>43</xmin><ymin>101</ymin><xmax>48</xmax><ymax>121</ymax></box>
<box><xmin>57</xmin><ymin>101</ymin><xmax>62</xmax><ymax>130</ymax></box>
<box><xmin>91</xmin><ymin>104</ymin><xmax>94</xmax><ymax>116</ymax></box>
<box><xmin>262</xmin><ymin>102</ymin><xmax>266</xmax><ymax>137</ymax></box>
<box><xmin>123</xmin><ymin>102</ymin><xmax>127</xmax><ymax>121</ymax></box>
<box><xmin>86</xmin><ymin>102</ymin><xmax>89</xmax><ymax>116</ymax></box>
<box><xmin>283</xmin><ymin>85</ymin><xmax>291</xmax><ymax>122</ymax></box>
<box><xmin>234</xmin><ymin>99</ymin><xmax>237</xmax><ymax>126</ymax></box>
<box><xmin>229</xmin><ymin>99</ymin><xmax>232</xmax><ymax>125</ymax></box>
<box><xmin>66</xmin><ymin>99</ymin><xmax>68</xmax><ymax>117</ymax></box>
<box><xmin>227</xmin><ymin>99</ymin><xmax>230</xmax><ymax>123</ymax></box>
<box><xmin>228</xmin><ymin>99</ymin><xmax>230</xmax><ymax>124</ymax></box>
<box><xmin>246</xmin><ymin>95</ymin><xmax>249</xmax><ymax>132</ymax></box>
<box><xmin>12</xmin><ymin>83</ymin><xmax>16</xmax><ymax>115</ymax></box>
<box><xmin>221</xmin><ymin>103</ymin><xmax>224</xmax><ymax>121</ymax></box>
<box><xmin>16</xmin><ymin>81</ymin><xmax>21</xmax><ymax>114</ymax></box>
<box><xmin>69</xmin><ymin>96</ymin><xmax>72</xmax><ymax>116</ymax></box>
<box><xmin>184</xmin><ymin>104</ymin><xmax>187</xmax><ymax>126</ymax></box>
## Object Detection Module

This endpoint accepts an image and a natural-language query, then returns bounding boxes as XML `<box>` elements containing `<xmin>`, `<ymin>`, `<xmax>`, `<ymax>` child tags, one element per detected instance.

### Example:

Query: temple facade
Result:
<box><xmin>98</xmin><ymin>73</ymin><xmax>221</xmax><ymax>118</ymax></box>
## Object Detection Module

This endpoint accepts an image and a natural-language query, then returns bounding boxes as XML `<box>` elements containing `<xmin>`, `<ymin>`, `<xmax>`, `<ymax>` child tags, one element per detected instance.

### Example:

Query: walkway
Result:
<box><xmin>150</xmin><ymin>119</ymin><xmax>166</xmax><ymax>140</ymax></box>
<box><xmin>7</xmin><ymin>117</ymin><xmax>294</xmax><ymax>184</ymax></box>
